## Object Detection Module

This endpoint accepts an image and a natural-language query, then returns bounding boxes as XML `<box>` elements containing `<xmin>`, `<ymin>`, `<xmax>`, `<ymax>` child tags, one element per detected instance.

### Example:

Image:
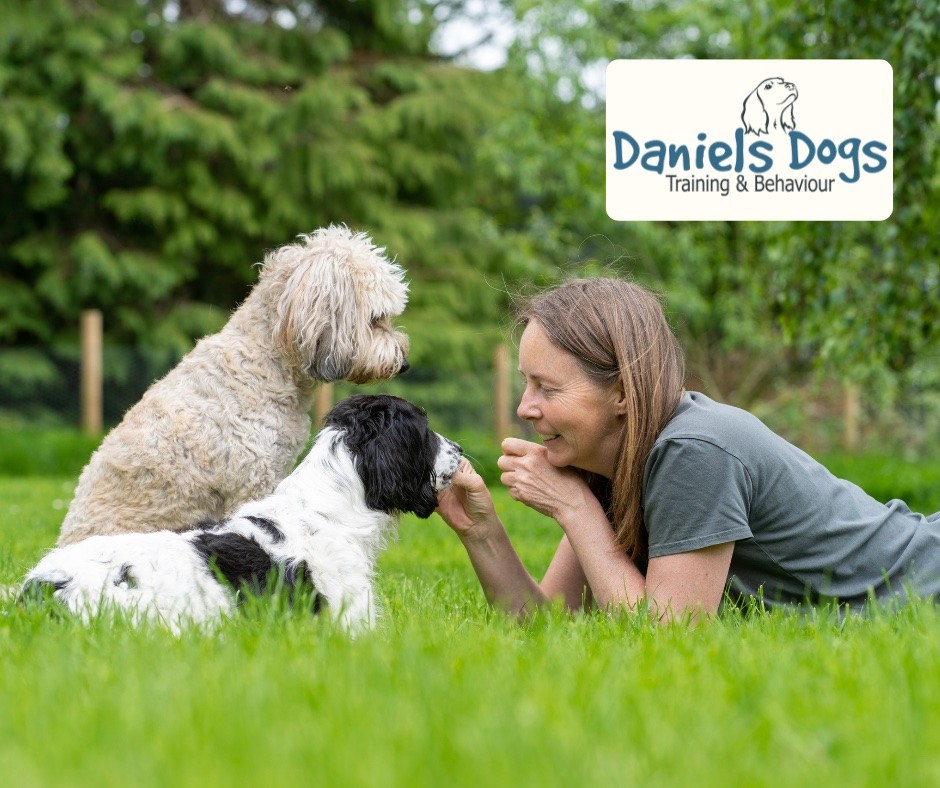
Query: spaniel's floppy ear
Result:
<box><xmin>781</xmin><ymin>102</ymin><xmax>796</xmax><ymax>132</ymax></box>
<box><xmin>344</xmin><ymin>398</ymin><xmax>440</xmax><ymax>517</ymax></box>
<box><xmin>741</xmin><ymin>88</ymin><xmax>769</xmax><ymax>135</ymax></box>
<box><xmin>361</xmin><ymin>417</ymin><xmax>439</xmax><ymax>517</ymax></box>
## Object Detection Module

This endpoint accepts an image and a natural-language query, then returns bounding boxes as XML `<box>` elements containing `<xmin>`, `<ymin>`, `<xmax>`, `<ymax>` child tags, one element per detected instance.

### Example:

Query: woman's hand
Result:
<box><xmin>435</xmin><ymin>458</ymin><xmax>499</xmax><ymax>542</ymax></box>
<box><xmin>497</xmin><ymin>438</ymin><xmax>593</xmax><ymax>523</ymax></box>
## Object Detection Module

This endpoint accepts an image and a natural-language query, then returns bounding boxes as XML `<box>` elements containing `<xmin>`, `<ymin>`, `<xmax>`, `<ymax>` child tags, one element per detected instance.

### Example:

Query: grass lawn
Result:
<box><xmin>1</xmin><ymin>473</ymin><xmax>939</xmax><ymax>787</ymax></box>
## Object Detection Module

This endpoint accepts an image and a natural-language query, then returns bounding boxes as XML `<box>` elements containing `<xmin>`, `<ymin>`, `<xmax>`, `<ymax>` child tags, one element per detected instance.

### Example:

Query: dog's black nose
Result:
<box><xmin>398</xmin><ymin>358</ymin><xmax>410</xmax><ymax>374</ymax></box>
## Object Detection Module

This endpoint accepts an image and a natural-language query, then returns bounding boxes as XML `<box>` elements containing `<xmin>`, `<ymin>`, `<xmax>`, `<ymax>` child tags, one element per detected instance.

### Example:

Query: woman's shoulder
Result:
<box><xmin>657</xmin><ymin>391</ymin><xmax>774</xmax><ymax>449</ymax></box>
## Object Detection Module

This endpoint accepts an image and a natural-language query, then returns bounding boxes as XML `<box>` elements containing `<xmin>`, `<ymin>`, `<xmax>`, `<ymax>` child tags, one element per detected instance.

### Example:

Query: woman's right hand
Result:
<box><xmin>435</xmin><ymin>458</ymin><xmax>498</xmax><ymax>542</ymax></box>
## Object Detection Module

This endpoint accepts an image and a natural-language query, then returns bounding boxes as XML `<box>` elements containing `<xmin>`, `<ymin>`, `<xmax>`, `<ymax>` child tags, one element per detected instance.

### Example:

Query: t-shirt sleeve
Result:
<box><xmin>643</xmin><ymin>438</ymin><xmax>754</xmax><ymax>558</ymax></box>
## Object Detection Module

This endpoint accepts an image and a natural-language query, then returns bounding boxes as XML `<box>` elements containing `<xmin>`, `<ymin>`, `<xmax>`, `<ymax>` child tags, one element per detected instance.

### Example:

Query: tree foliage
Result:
<box><xmin>1</xmin><ymin>0</ymin><xmax>937</xmax><ymax>435</ymax></box>
<box><xmin>484</xmin><ymin>0</ymin><xmax>938</xmax><ymax>408</ymax></box>
<box><xmin>0</xmin><ymin>0</ymin><xmax>526</xmax><ymax>375</ymax></box>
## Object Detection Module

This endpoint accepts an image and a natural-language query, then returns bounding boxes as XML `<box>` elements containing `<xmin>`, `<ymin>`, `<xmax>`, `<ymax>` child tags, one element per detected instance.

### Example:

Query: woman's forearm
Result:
<box><xmin>459</xmin><ymin>517</ymin><xmax>549</xmax><ymax>618</ymax></box>
<box><xmin>555</xmin><ymin>497</ymin><xmax>647</xmax><ymax>613</ymax></box>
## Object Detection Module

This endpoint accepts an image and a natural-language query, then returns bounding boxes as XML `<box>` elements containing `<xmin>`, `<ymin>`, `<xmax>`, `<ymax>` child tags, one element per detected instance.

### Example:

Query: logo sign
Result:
<box><xmin>606</xmin><ymin>60</ymin><xmax>893</xmax><ymax>221</ymax></box>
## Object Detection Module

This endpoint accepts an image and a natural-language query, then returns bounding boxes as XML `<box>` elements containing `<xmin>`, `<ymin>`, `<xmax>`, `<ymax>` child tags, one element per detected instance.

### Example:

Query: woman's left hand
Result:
<box><xmin>497</xmin><ymin>438</ymin><xmax>594</xmax><ymax>523</ymax></box>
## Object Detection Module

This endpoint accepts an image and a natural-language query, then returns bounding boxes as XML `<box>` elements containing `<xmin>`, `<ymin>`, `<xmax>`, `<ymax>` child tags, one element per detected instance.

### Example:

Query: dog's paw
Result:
<box><xmin>331</xmin><ymin>586</ymin><xmax>378</xmax><ymax>636</ymax></box>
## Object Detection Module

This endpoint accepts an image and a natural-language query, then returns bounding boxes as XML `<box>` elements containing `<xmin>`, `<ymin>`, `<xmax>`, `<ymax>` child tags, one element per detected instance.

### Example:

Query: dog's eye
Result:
<box><xmin>763</xmin><ymin>83</ymin><xmax>773</xmax><ymax>90</ymax></box>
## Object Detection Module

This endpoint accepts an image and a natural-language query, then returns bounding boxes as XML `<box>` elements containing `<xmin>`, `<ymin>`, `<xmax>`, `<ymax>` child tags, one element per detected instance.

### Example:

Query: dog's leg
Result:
<box><xmin>332</xmin><ymin>581</ymin><xmax>378</xmax><ymax>636</ymax></box>
<box><xmin>303</xmin><ymin>556</ymin><xmax>379</xmax><ymax>635</ymax></box>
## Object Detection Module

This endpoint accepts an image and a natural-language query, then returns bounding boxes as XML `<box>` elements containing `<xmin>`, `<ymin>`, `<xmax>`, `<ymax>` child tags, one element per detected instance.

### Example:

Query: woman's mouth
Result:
<box><xmin>541</xmin><ymin>433</ymin><xmax>560</xmax><ymax>444</ymax></box>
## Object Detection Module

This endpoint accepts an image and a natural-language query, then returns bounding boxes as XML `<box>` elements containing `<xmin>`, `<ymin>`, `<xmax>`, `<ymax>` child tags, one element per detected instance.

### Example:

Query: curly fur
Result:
<box><xmin>24</xmin><ymin>395</ymin><xmax>462</xmax><ymax>635</ymax></box>
<box><xmin>57</xmin><ymin>226</ymin><xmax>410</xmax><ymax>547</ymax></box>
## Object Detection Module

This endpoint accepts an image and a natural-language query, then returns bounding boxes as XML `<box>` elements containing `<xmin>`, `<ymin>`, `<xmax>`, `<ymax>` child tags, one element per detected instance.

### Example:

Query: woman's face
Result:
<box><xmin>516</xmin><ymin>321</ymin><xmax>626</xmax><ymax>478</ymax></box>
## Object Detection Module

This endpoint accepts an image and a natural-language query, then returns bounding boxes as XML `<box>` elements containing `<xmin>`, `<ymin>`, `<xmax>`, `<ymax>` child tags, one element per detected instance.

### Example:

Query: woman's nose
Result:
<box><xmin>517</xmin><ymin>388</ymin><xmax>538</xmax><ymax>420</ymax></box>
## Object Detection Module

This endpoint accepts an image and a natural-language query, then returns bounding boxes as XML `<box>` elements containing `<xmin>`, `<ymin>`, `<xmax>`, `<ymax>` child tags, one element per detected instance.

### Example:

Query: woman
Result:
<box><xmin>435</xmin><ymin>278</ymin><xmax>940</xmax><ymax>620</ymax></box>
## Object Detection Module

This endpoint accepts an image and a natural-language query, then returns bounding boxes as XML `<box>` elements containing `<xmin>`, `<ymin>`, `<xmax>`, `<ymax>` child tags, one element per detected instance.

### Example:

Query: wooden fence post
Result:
<box><xmin>843</xmin><ymin>383</ymin><xmax>860</xmax><ymax>452</ymax></box>
<box><xmin>493</xmin><ymin>344</ymin><xmax>511</xmax><ymax>443</ymax></box>
<box><xmin>80</xmin><ymin>309</ymin><xmax>103</xmax><ymax>436</ymax></box>
<box><xmin>314</xmin><ymin>382</ymin><xmax>334</xmax><ymax>426</ymax></box>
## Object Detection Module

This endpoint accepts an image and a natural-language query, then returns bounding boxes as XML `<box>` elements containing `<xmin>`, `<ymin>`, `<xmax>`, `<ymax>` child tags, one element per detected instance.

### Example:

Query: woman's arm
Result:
<box><xmin>646</xmin><ymin>544</ymin><xmax>734</xmax><ymax>620</ymax></box>
<box><xmin>436</xmin><ymin>460</ymin><xmax>601</xmax><ymax>617</ymax></box>
<box><xmin>540</xmin><ymin>535</ymin><xmax>593</xmax><ymax>611</ymax></box>
<box><xmin>502</xmin><ymin>438</ymin><xmax>734</xmax><ymax>621</ymax></box>
<box><xmin>556</xmin><ymin>497</ymin><xmax>733</xmax><ymax>621</ymax></box>
<box><xmin>435</xmin><ymin>460</ymin><xmax>551</xmax><ymax>616</ymax></box>
<box><xmin>457</xmin><ymin>513</ymin><xmax>549</xmax><ymax>615</ymax></box>
<box><xmin>438</xmin><ymin>450</ymin><xmax>734</xmax><ymax>621</ymax></box>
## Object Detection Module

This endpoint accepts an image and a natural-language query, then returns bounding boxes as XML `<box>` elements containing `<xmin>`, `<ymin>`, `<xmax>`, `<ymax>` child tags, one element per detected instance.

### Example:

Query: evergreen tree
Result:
<box><xmin>0</xmin><ymin>0</ymin><xmax>530</xmax><ymax>412</ymax></box>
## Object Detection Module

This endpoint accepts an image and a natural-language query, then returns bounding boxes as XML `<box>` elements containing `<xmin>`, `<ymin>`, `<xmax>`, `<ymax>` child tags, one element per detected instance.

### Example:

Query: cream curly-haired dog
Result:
<box><xmin>57</xmin><ymin>226</ymin><xmax>410</xmax><ymax>547</ymax></box>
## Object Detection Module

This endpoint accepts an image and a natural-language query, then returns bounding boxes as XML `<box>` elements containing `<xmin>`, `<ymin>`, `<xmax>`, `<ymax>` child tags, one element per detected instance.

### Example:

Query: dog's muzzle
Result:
<box><xmin>398</xmin><ymin>359</ymin><xmax>410</xmax><ymax>374</ymax></box>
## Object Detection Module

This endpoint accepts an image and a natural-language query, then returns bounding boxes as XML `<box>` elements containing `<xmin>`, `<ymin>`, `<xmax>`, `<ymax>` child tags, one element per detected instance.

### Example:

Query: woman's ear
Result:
<box><xmin>613</xmin><ymin>382</ymin><xmax>629</xmax><ymax>415</ymax></box>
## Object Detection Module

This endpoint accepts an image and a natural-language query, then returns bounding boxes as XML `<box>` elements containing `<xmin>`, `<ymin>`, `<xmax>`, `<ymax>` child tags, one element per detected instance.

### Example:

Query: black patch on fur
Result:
<box><xmin>245</xmin><ymin>515</ymin><xmax>285</xmax><ymax>543</ymax></box>
<box><xmin>323</xmin><ymin>394</ymin><xmax>442</xmax><ymax>518</ymax></box>
<box><xmin>191</xmin><ymin>531</ymin><xmax>275</xmax><ymax>595</ymax></box>
<box><xmin>17</xmin><ymin>579</ymin><xmax>69</xmax><ymax>620</ymax></box>
<box><xmin>19</xmin><ymin>578</ymin><xmax>69</xmax><ymax>603</ymax></box>
<box><xmin>191</xmin><ymin>531</ymin><xmax>325</xmax><ymax>613</ymax></box>
<box><xmin>116</xmin><ymin>564</ymin><xmax>138</xmax><ymax>588</ymax></box>
<box><xmin>285</xmin><ymin>561</ymin><xmax>324</xmax><ymax>613</ymax></box>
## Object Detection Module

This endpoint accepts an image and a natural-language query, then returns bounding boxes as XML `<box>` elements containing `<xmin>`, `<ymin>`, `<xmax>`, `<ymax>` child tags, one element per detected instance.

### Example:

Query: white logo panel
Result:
<box><xmin>606</xmin><ymin>60</ymin><xmax>893</xmax><ymax>221</ymax></box>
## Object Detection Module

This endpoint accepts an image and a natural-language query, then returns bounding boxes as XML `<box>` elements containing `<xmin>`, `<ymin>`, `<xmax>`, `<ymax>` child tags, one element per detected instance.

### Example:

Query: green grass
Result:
<box><xmin>818</xmin><ymin>452</ymin><xmax>940</xmax><ymax>513</ymax></box>
<box><xmin>2</xmin><ymin>472</ymin><xmax>940</xmax><ymax>787</ymax></box>
<box><xmin>0</xmin><ymin>425</ymin><xmax>101</xmax><ymax>477</ymax></box>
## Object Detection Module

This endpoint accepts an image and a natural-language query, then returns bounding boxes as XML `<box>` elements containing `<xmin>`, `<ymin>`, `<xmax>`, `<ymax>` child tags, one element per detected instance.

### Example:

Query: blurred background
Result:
<box><xmin>0</xmin><ymin>0</ymin><xmax>937</xmax><ymax>464</ymax></box>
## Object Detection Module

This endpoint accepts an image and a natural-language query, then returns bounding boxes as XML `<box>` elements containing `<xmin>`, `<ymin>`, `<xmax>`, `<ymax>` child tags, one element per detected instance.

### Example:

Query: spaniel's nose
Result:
<box><xmin>398</xmin><ymin>358</ymin><xmax>410</xmax><ymax>374</ymax></box>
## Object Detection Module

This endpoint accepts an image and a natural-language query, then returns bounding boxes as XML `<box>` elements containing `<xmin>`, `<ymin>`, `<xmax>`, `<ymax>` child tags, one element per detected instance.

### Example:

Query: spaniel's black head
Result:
<box><xmin>324</xmin><ymin>395</ymin><xmax>461</xmax><ymax>518</ymax></box>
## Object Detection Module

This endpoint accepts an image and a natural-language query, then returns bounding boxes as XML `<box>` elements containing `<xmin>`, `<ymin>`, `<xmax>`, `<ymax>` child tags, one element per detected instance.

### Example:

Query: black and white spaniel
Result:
<box><xmin>22</xmin><ymin>395</ymin><xmax>462</xmax><ymax>634</ymax></box>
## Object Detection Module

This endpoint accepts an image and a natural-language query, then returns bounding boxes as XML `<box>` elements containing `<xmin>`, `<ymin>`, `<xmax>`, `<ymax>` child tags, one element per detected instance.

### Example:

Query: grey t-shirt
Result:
<box><xmin>642</xmin><ymin>391</ymin><xmax>940</xmax><ymax>609</ymax></box>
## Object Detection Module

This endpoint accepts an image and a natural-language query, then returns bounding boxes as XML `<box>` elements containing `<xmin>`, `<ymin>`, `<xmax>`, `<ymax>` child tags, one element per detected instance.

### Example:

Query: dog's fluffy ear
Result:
<box><xmin>330</xmin><ymin>395</ymin><xmax>440</xmax><ymax>518</ymax></box>
<box><xmin>264</xmin><ymin>226</ymin><xmax>408</xmax><ymax>380</ymax></box>
<box><xmin>741</xmin><ymin>86</ymin><xmax>769</xmax><ymax>135</ymax></box>
<box><xmin>265</xmin><ymin>227</ymin><xmax>364</xmax><ymax>380</ymax></box>
<box><xmin>360</xmin><ymin>424</ymin><xmax>439</xmax><ymax>517</ymax></box>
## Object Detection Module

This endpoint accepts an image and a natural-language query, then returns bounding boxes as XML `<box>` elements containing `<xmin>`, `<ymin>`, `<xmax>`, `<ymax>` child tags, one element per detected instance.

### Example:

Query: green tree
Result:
<box><xmin>0</xmin><ymin>0</ymin><xmax>533</xmax><ymax>404</ymax></box>
<box><xmin>475</xmin><ymin>0</ymin><xmax>938</xmax><ymax>411</ymax></box>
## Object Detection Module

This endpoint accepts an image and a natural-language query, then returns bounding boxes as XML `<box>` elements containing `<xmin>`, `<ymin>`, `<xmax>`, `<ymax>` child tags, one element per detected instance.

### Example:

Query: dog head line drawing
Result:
<box><xmin>741</xmin><ymin>77</ymin><xmax>798</xmax><ymax>135</ymax></box>
<box><xmin>24</xmin><ymin>395</ymin><xmax>463</xmax><ymax>635</ymax></box>
<box><xmin>56</xmin><ymin>225</ymin><xmax>411</xmax><ymax>547</ymax></box>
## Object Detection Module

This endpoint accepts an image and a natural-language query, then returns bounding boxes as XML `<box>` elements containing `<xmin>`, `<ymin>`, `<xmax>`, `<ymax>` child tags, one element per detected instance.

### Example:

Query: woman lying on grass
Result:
<box><xmin>435</xmin><ymin>278</ymin><xmax>940</xmax><ymax>621</ymax></box>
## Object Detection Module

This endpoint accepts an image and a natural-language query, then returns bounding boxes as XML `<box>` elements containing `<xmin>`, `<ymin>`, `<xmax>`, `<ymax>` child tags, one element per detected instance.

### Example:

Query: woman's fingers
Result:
<box><xmin>500</xmin><ymin>437</ymin><xmax>542</xmax><ymax>457</ymax></box>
